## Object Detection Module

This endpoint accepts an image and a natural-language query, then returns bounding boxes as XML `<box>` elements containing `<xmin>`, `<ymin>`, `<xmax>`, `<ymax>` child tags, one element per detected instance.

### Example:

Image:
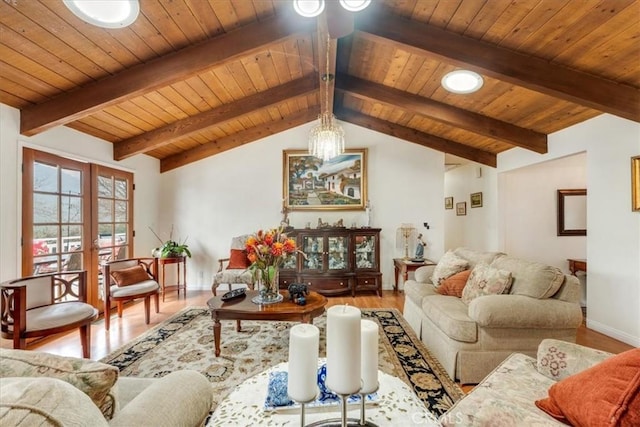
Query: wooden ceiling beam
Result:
<box><xmin>20</xmin><ymin>12</ymin><xmax>316</xmax><ymax>136</ymax></box>
<box><xmin>336</xmin><ymin>74</ymin><xmax>548</xmax><ymax>153</ymax></box>
<box><xmin>316</xmin><ymin>15</ymin><xmax>337</xmax><ymax>116</ymax></box>
<box><xmin>336</xmin><ymin>107</ymin><xmax>497</xmax><ymax>167</ymax></box>
<box><xmin>355</xmin><ymin>10</ymin><xmax>640</xmax><ymax>122</ymax></box>
<box><xmin>113</xmin><ymin>76</ymin><xmax>317</xmax><ymax>160</ymax></box>
<box><xmin>160</xmin><ymin>109</ymin><xmax>318</xmax><ymax>173</ymax></box>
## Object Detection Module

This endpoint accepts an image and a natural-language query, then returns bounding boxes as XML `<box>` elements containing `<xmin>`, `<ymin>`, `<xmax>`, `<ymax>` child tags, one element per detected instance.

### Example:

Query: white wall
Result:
<box><xmin>0</xmin><ymin>103</ymin><xmax>161</xmax><ymax>281</ymax></box>
<box><xmin>444</xmin><ymin>164</ymin><xmax>499</xmax><ymax>251</ymax></box>
<box><xmin>158</xmin><ymin>121</ymin><xmax>446</xmax><ymax>290</ymax></box>
<box><xmin>499</xmin><ymin>114</ymin><xmax>640</xmax><ymax>346</ymax></box>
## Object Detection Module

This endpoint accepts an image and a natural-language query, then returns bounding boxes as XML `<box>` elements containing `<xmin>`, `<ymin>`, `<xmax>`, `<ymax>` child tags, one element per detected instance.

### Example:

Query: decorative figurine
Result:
<box><xmin>364</xmin><ymin>200</ymin><xmax>372</xmax><ymax>228</ymax></box>
<box><xmin>317</xmin><ymin>218</ymin><xmax>329</xmax><ymax>228</ymax></box>
<box><xmin>288</xmin><ymin>283</ymin><xmax>309</xmax><ymax>305</ymax></box>
<box><xmin>333</xmin><ymin>219</ymin><xmax>344</xmax><ymax>228</ymax></box>
<box><xmin>415</xmin><ymin>233</ymin><xmax>426</xmax><ymax>259</ymax></box>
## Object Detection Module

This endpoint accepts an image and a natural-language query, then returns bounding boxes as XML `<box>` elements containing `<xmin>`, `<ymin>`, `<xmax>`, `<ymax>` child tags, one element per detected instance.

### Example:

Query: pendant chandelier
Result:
<box><xmin>309</xmin><ymin>34</ymin><xmax>345</xmax><ymax>161</ymax></box>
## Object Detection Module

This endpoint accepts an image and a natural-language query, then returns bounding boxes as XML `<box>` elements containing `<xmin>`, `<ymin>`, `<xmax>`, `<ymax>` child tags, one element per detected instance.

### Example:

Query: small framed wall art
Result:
<box><xmin>470</xmin><ymin>192</ymin><xmax>483</xmax><ymax>208</ymax></box>
<box><xmin>445</xmin><ymin>197</ymin><xmax>453</xmax><ymax>209</ymax></box>
<box><xmin>456</xmin><ymin>202</ymin><xmax>467</xmax><ymax>216</ymax></box>
<box><xmin>632</xmin><ymin>155</ymin><xmax>640</xmax><ymax>212</ymax></box>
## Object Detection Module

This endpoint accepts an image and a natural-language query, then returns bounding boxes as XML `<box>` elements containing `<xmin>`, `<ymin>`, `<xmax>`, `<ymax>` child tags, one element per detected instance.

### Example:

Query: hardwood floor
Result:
<box><xmin>2</xmin><ymin>289</ymin><xmax>633</xmax><ymax>369</ymax></box>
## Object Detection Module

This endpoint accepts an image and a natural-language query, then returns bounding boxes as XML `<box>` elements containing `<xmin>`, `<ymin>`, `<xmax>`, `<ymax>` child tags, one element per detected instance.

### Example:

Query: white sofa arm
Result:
<box><xmin>414</xmin><ymin>265</ymin><xmax>436</xmax><ymax>283</ymax></box>
<box><xmin>109</xmin><ymin>370</ymin><xmax>212</xmax><ymax>427</ymax></box>
<box><xmin>468</xmin><ymin>295</ymin><xmax>583</xmax><ymax>329</ymax></box>
<box><xmin>536</xmin><ymin>338</ymin><xmax>612</xmax><ymax>381</ymax></box>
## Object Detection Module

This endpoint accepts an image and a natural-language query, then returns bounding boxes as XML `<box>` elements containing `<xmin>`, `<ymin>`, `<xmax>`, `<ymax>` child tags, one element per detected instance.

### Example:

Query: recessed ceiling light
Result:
<box><xmin>441</xmin><ymin>70</ymin><xmax>484</xmax><ymax>94</ymax></box>
<box><xmin>292</xmin><ymin>0</ymin><xmax>325</xmax><ymax>18</ymax></box>
<box><xmin>63</xmin><ymin>0</ymin><xmax>140</xmax><ymax>29</ymax></box>
<box><xmin>339</xmin><ymin>0</ymin><xmax>372</xmax><ymax>12</ymax></box>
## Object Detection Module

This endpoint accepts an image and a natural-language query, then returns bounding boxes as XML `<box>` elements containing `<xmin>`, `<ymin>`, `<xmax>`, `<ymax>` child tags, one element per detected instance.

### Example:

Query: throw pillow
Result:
<box><xmin>431</xmin><ymin>251</ymin><xmax>469</xmax><ymax>287</ymax></box>
<box><xmin>461</xmin><ymin>263</ymin><xmax>513</xmax><ymax>304</ymax></box>
<box><xmin>110</xmin><ymin>265</ymin><xmax>151</xmax><ymax>287</ymax></box>
<box><xmin>0</xmin><ymin>348</ymin><xmax>119</xmax><ymax>419</ymax></box>
<box><xmin>535</xmin><ymin>348</ymin><xmax>640</xmax><ymax>427</ymax></box>
<box><xmin>227</xmin><ymin>248</ymin><xmax>250</xmax><ymax>269</ymax></box>
<box><xmin>436</xmin><ymin>269</ymin><xmax>471</xmax><ymax>297</ymax></box>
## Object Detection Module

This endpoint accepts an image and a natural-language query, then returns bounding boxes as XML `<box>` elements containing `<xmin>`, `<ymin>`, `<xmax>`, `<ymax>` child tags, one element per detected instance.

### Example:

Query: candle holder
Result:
<box><xmin>359</xmin><ymin>383</ymin><xmax>379</xmax><ymax>426</ymax></box>
<box><xmin>306</xmin><ymin>390</ymin><xmax>379</xmax><ymax>427</ymax></box>
<box><xmin>292</xmin><ymin>390</ymin><xmax>319</xmax><ymax>427</ymax></box>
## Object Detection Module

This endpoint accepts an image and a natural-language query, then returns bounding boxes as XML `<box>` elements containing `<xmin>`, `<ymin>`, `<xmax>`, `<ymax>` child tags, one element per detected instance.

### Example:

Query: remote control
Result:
<box><xmin>221</xmin><ymin>288</ymin><xmax>246</xmax><ymax>301</ymax></box>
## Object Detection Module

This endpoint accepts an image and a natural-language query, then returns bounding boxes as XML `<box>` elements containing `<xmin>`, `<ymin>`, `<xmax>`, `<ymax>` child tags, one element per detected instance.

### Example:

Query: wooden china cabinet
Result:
<box><xmin>279</xmin><ymin>228</ymin><xmax>382</xmax><ymax>297</ymax></box>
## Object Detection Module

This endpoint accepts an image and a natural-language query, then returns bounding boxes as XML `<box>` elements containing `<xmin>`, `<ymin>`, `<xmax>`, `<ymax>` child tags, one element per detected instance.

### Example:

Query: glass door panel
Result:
<box><xmin>302</xmin><ymin>235</ymin><xmax>323</xmax><ymax>270</ymax></box>
<box><xmin>355</xmin><ymin>234</ymin><xmax>376</xmax><ymax>269</ymax></box>
<box><xmin>328</xmin><ymin>236</ymin><xmax>348</xmax><ymax>270</ymax></box>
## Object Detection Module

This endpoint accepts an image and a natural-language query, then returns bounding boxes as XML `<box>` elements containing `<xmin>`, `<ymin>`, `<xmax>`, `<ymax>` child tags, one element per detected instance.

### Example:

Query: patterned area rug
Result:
<box><xmin>100</xmin><ymin>307</ymin><xmax>463</xmax><ymax>418</ymax></box>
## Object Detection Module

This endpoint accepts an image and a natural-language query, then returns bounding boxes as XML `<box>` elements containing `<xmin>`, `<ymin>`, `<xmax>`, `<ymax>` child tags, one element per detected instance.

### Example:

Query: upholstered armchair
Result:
<box><xmin>101</xmin><ymin>258</ymin><xmax>160</xmax><ymax>331</ymax></box>
<box><xmin>212</xmin><ymin>235</ymin><xmax>254</xmax><ymax>296</ymax></box>
<box><xmin>0</xmin><ymin>270</ymin><xmax>98</xmax><ymax>358</ymax></box>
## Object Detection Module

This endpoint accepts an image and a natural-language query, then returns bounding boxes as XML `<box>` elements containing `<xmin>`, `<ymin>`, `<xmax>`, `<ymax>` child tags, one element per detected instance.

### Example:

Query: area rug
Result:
<box><xmin>100</xmin><ymin>307</ymin><xmax>463</xmax><ymax>418</ymax></box>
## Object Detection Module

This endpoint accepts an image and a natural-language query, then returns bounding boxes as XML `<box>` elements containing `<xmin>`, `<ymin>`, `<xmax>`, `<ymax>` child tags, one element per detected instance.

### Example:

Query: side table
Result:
<box><xmin>393</xmin><ymin>258</ymin><xmax>435</xmax><ymax>292</ymax></box>
<box><xmin>157</xmin><ymin>256</ymin><xmax>187</xmax><ymax>301</ymax></box>
<box><xmin>210</xmin><ymin>360</ymin><xmax>439</xmax><ymax>426</ymax></box>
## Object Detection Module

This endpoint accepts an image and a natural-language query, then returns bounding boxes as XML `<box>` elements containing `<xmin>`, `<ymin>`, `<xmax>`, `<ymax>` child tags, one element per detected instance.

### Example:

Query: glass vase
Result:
<box><xmin>252</xmin><ymin>265</ymin><xmax>283</xmax><ymax>305</ymax></box>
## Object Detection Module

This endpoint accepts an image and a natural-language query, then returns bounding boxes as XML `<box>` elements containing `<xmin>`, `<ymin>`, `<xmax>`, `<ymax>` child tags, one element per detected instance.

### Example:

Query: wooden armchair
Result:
<box><xmin>0</xmin><ymin>271</ymin><xmax>98</xmax><ymax>358</ymax></box>
<box><xmin>102</xmin><ymin>258</ymin><xmax>160</xmax><ymax>331</ymax></box>
<box><xmin>212</xmin><ymin>235</ymin><xmax>255</xmax><ymax>296</ymax></box>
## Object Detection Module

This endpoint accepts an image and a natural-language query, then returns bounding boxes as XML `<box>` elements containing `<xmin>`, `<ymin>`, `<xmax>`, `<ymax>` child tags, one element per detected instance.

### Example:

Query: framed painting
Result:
<box><xmin>456</xmin><ymin>202</ymin><xmax>467</xmax><ymax>216</ymax></box>
<box><xmin>445</xmin><ymin>197</ymin><xmax>453</xmax><ymax>209</ymax></box>
<box><xmin>470</xmin><ymin>192</ymin><xmax>483</xmax><ymax>208</ymax></box>
<box><xmin>632</xmin><ymin>156</ymin><xmax>640</xmax><ymax>212</ymax></box>
<box><xmin>283</xmin><ymin>149</ymin><xmax>368</xmax><ymax>211</ymax></box>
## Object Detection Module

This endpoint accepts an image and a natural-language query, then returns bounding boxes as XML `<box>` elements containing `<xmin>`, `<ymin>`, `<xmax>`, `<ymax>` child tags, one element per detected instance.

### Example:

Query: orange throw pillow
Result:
<box><xmin>535</xmin><ymin>348</ymin><xmax>640</xmax><ymax>427</ymax></box>
<box><xmin>227</xmin><ymin>249</ymin><xmax>250</xmax><ymax>269</ymax></box>
<box><xmin>436</xmin><ymin>270</ymin><xmax>471</xmax><ymax>297</ymax></box>
<box><xmin>110</xmin><ymin>265</ymin><xmax>151</xmax><ymax>287</ymax></box>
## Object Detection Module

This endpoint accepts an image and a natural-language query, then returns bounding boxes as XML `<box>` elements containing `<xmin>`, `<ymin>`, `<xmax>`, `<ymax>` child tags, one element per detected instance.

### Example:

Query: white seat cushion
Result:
<box><xmin>110</xmin><ymin>280</ymin><xmax>159</xmax><ymax>298</ymax></box>
<box><xmin>213</xmin><ymin>269</ymin><xmax>253</xmax><ymax>286</ymax></box>
<box><xmin>26</xmin><ymin>302</ymin><xmax>98</xmax><ymax>331</ymax></box>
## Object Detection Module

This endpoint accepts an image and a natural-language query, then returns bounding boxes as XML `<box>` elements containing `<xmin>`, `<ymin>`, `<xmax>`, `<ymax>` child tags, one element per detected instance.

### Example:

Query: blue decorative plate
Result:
<box><xmin>264</xmin><ymin>364</ymin><xmax>378</xmax><ymax>410</ymax></box>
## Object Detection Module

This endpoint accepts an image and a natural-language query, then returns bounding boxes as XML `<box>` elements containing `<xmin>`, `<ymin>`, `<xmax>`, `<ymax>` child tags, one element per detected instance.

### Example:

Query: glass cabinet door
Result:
<box><xmin>354</xmin><ymin>234</ymin><xmax>377</xmax><ymax>270</ymax></box>
<box><xmin>302</xmin><ymin>235</ymin><xmax>323</xmax><ymax>270</ymax></box>
<box><xmin>282</xmin><ymin>253</ymin><xmax>297</xmax><ymax>271</ymax></box>
<box><xmin>328</xmin><ymin>236</ymin><xmax>348</xmax><ymax>270</ymax></box>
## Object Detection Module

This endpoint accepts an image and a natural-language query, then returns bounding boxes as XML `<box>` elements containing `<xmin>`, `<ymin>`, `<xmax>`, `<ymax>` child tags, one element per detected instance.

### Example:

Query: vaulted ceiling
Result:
<box><xmin>2</xmin><ymin>0</ymin><xmax>639</xmax><ymax>173</ymax></box>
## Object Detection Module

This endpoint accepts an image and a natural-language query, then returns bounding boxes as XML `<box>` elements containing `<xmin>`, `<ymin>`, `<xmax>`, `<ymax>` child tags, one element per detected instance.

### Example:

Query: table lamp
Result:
<box><xmin>396</xmin><ymin>224</ymin><xmax>416</xmax><ymax>260</ymax></box>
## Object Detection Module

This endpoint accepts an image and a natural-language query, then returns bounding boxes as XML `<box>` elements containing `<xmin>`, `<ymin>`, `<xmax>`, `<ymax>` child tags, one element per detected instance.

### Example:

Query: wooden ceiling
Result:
<box><xmin>1</xmin><ymin>0</ymin><xmax>638</xmax><ymax>172</ymax></box>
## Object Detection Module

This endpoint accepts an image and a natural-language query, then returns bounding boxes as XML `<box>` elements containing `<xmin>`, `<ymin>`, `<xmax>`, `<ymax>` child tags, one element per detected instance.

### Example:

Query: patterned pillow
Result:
<box><xmin>461</xmin><ymin>263</ymin><xmax>513</xmax><ymax>304</ymax></box>
<box><xmin>431</xmin><ymin>251</ymin><xmax>469</xmax><ymax>287</ymax></box>
<box><xmin>436</xmin><ymin>270</ymin><xmax>471</xmax><ymax>297</ymax></box>
<box><xmin>111</xmin><ymin>265</ymin><xmax>151</xmax><ymax>287</ymax></box>
<box><xmin>0</xmin><ymin>349</ymin><xmax>119</xmax><ymax>419</ymax></box>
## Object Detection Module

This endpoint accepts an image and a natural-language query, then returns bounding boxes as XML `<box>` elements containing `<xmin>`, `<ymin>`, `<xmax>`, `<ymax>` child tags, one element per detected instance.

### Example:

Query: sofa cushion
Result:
<box><xmin>0</xmin><ymin>349</ymin><xmax>119</xmax><ymax>419</ymax></box>
<box><xmin>491</xmin><ymin>255</ymin><xmax>564</xmax><ymax>299</ymax></box>
<box><xmin>0</xmin><ymin>377</ymin><xmax>109</xmax><ymax>427</ymax></box>
<box><xmin>436</xmin><ymin>270</ymin><xmax>471</xmax><ymax>297</ymax></box>
<box><xmin>453</xmin><ymin>247</ymin><xmax>505</xmax><ymax>268</ymax></box>
<box><xmin>404</xmin><ymin>280</ymin><xmax>438</xmax><ymax>309</ymax></box>
<box><xmin>431</xmin><ymin>251</ymin><xmax>469</xmax><ymax>287</ymax></box>
<box><xmin>537</xmin><ymin>339</ymin><xmax>612</xmax><ymax>381</ymax></box>
<box><xmin>536</xmin><ymin>348</ymin><xmax>640</xmax><ymax>427</ymax></box>
<box><xmin>462</xmin><ymin>263</ymin><xmax>513</xmax><ymax>305</ymax></box>
<box><xmin>422</xmin><ymin>295</ymin><xmax>477</xmax><ymax>343</ymax></box>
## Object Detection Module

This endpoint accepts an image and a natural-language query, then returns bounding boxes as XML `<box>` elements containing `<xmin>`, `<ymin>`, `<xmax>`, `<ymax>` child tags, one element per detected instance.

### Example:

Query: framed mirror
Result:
<box><xmin>557</xmin><ymin>189</ymin><xmax>587</xmax><ymax>236</ymax></box>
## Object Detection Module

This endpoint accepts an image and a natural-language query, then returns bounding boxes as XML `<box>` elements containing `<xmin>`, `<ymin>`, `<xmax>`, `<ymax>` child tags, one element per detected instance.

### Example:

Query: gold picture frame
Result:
<box><xmin>445</xmin><ymin>197</ymin><xmax>453</xmax><ymax>209</ymax></box>
<box><xmin>633</xmin><ymin>155</ymin><xmax>640</xmax><ymax>212</ymax></box>
<box><xmin>283</xmin><ymin>149</ymin><xmax>368</xmax><ymax>211</ymax></box>
<box><xmin>456</xmin><ymin>202</ymin><xmax>467</xmax><ymax>216</ymax></box>
<box><xmin>470</xmin><ymin>192</ymin><xmax>483</xmax><ymax>208</ymax></box>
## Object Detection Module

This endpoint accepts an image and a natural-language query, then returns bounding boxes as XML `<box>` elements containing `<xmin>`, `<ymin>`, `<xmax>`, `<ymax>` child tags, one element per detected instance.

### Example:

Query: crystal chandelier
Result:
<box><xmin>309</xmin><ymin>35</ymin><xmax>345</xmax><ymax>161</ymax></box>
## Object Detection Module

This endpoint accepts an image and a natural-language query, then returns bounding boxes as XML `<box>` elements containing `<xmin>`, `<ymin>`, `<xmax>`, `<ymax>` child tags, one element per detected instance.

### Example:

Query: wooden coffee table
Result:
<box><xmin>207</xmin><ymin>290</ymin><xmax>328</xmax><ymax>357</ymax></box>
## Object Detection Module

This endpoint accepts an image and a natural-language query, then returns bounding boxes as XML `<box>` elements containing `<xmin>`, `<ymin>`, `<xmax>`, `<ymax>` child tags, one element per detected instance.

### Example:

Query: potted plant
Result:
<box><xmin>150</xmin><ymin>226</ymin><xmax>192</xmax><ymax>258</ymax></box>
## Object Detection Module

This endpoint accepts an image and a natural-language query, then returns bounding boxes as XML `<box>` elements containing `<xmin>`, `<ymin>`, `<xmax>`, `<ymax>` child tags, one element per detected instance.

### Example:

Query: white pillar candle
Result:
<box><xmin>360</xmin><ymin>319</ymin><xmax>379</xmax><ymax>394</ymax></box>
<box><xmin>326</xmin><ymin>305</ymin><xmax>362</xmax><ymax>395</ymax></box>
<box><xmin>287</xmin><ymin>324</ymin><xmax>319</xmax><ymax>402</ymax></box>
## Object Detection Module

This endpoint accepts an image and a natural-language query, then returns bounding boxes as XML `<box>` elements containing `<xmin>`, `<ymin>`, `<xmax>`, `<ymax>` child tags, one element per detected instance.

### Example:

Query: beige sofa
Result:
<box><xmin>403</xmin><ymin>248</ymin><xmax>583</xmax><ymax>384</ymax></box>
<box><xmin>0</xmin><ymin>349</ymin><xmax>213</xmax><ymax>427</ymax></box>
<box><xmin>440</xmin><ymin>339</ymin><xmax>614</xmax><ymax>426</ymax></box>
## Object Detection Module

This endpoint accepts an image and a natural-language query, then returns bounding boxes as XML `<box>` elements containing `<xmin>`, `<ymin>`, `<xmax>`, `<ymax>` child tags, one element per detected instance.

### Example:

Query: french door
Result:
<box><xmin>22</xmin><ymin>148</ymin><xmax>133</xmax><ymax>310</ymax></box>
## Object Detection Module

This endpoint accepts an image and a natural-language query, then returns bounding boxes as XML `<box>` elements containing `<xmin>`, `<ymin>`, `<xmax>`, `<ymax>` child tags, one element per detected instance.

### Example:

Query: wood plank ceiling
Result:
<box><xmin>1</xmin><ymin>0</ymin><xmax>638</xmax><ymax>172</ymax></box>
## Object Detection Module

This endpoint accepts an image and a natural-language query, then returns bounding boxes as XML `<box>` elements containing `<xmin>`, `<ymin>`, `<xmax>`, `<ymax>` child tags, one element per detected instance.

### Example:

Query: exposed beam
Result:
<box><xmin>336</xmin><ymin>107</ymin><xmax>496</xmax><ymax>167</ymax></box>
<box><xmin>316</xmin><ymin>16</ymin><xmax>337</xmax><ymax>115</ymax></box>
<box><xmin>336</xmin><ymin>74</ymin><xmax>547</xmax><ymax>153</ymax></box>
<box><xmin>114</xmin><ymin>76</ymin><xmax>317</xmax><ymax>160</ymax></box>
<box><xmin>20</xmin><ymin>12</ymin><xmax>316</xmax><ymax>136</ymax></box>
<box><xmin>160</xmin><ymin>109</ymin><xmax>318</xmax><ymax>173</ymax></box>
<box><xmin>355</xmin><ymin>9</ymin><xmax>640</xmax><ymax>122</ymax></box>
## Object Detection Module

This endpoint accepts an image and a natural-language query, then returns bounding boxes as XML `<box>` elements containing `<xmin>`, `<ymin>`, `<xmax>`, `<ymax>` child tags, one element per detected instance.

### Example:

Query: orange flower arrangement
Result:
<box><xmin>245</xmin><ymin>227</ymin><xmax>298</xmax><ymax>272</ymax></box>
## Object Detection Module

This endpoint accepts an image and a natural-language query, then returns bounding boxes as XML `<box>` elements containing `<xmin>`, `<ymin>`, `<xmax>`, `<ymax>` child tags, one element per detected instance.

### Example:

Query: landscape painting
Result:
<box><xmin>283</xmin><ymin>149</ymin><xmax>367</xmax><ymax>210</ymax></box>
